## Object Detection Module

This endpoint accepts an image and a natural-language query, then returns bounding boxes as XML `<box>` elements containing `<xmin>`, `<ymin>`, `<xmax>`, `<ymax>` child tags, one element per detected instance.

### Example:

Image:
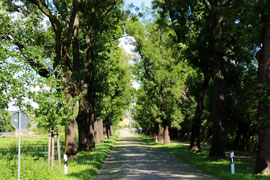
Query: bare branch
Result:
<box><xmin>64</xmin><ymin>0</ymin><xmax>81</xmax><ymax>45</ymax></box>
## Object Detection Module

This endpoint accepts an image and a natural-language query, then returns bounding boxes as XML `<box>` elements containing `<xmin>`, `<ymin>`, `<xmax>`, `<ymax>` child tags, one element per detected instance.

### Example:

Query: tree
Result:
<box><xmin>2</xmin><ymin>0</ymin><xmax>126</xmax><ymax>156</ymax></box>
<box><xmin>153</xmin><ymin>0</ymin><xmax>258</xmax><ymax>157</ymax></box>
<box><xmin>128</xmin><ymin>18</ymin><xmax>188</xmax><ymax>145</ymax></box>
<box><xmin>94</xmin><ymin>47</ymin><xmax>132</xmax><ymax>139</ymax></box>
<box><xmin>254</xmin><ymin>0</ymin><xmax>270</xmax><ymax>174</ymax></box>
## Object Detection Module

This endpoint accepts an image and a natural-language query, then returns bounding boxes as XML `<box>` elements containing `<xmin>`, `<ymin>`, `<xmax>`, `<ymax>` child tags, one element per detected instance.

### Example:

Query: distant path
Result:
<box><xmin>94</xmin><ymin>129</ymin><xmax>216</xmax><ymax>180</ymax></box>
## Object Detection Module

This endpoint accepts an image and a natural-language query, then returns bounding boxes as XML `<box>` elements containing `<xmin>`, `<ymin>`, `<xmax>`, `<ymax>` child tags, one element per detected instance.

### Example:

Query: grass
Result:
<box><xmin>0</xmin><ymin>132</ymin><xmax>119</xmax><ymax>180</ymax></box>
<box><xmin>137</xmin><ymin>134</ymin><xmax>270</xmax><ymax>180</ymax></box>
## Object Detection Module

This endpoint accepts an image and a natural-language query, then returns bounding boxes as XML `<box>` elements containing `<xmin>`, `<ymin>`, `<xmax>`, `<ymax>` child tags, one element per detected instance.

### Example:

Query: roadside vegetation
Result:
<box><xmin>138</xmin><ymin>134</ymin><xmax>269</xmax><ymax>180</ymax></box>
<box><xmin>0</xmin><ymin>133</ymin><xmax>119</xmax><ymax>180</ymax></box>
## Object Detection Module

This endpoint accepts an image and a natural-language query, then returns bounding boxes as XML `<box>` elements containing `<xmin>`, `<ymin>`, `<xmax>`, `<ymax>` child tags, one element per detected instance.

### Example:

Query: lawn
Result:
<box><xmin>0</xmin><ymin>133</ymin><xmax>118</xmax><ymax>180</ymax></box>
<box><xmin>138</xmin><ymin>134</ymin><xmax>270</xmax><ymax>180</ymax></box>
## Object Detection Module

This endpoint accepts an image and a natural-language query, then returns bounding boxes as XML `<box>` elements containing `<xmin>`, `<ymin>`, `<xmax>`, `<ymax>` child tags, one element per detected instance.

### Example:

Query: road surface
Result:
<box><xmin>95</xmin><ymin>130</ymin><xmax>216</xmax><ymax>180</ymax></box>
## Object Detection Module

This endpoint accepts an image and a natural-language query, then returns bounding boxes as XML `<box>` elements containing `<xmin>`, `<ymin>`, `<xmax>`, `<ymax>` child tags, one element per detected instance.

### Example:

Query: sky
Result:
<box><xmin>124</xmin><ymin>0</ymin><xmax>152</xmax><ymax>10</ymax></box>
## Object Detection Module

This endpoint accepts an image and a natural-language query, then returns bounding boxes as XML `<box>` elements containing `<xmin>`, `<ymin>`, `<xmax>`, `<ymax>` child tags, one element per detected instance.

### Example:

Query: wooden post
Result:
<box><xmin>57</xmin><ymin>130</ymin><xmax>61</xmax><ymax>171</ymax></box>
<box><xmin>48</xmin><ymin>129</ymin><xmax>51</xmax><ymax>166</ymax></box>
<box><xmin>51</xmin><ymin>129</ymin><xmax>55</xmax><ymax>168</ymax></box>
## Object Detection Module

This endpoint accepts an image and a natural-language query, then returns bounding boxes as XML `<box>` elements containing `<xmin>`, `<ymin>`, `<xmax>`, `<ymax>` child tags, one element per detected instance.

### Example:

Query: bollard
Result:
<box><xmin>105</xmin><ymin>135</ymin><xmax>107</xmax><ymax>143</ymax></box>
<box><xmin>64</xmin><ymin>154</ymin><xmax>68</xmax><ymax>175</ymax></box>
<box><xmin>155</xmin><ymin>136</ymin><xmax>158</xmax><ymax>143</ymax></box>
<box><xmin>230</xmin><ymin>152</ymin><xmax>235</xmax><ymax>174</ymax></box>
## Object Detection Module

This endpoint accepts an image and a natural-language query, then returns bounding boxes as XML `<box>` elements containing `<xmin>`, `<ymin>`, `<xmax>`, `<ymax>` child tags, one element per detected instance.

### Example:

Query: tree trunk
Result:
<box><xmin>51</xmin><ymin>130</ymin><xmax>55</xmax><ymax>168</ymax></box>
<box><xmin>48</xmin><ymin>129</ymin><xmax>51</xmax><ymax>166</ymax></box>
<box><xmin>240</xmin><ymin>132</ymin><xmax>250</xmax><ymax>151</ymax></box>
<box><xmin>255</xmin><ymin>21</ymin><xmax>270</xmax><ymax>175</ymax></box>
<box><xmin>57</xmin><ymin>130</ymin><xmax>61</xmax><ymax>171</ymax></box>
<box><xmin>158</xmin><ymin>124</ymin><xmax>164</xmax><ymax>143</ymax></box>
<box><xmin>110</xmin><ymin>125</ymin><xmax>114</xmax><ymax>136</ymax></box>
<box><xmin>76</xmin><ymin>110</ymin><xmax>94</xmax><ymax>151</ymax></box>
<box><xmin>209</xmin><ymin>62</ymin><xmax>226</xmax><ymax>158</ymax></box>
<box><xmin>106</xmin><ymin>124</ymin><xmax>110</xmax><ymax>139</ymax></box>
<box><xmin>190</xmin><ymin>75</ymin><xmax>209</xmax><ymax>152</ymax></box>
<box><xmin>94</xmin><ymin>120</ymin><xmax>100</xmax><ymax>144</ymax></box>
<box><xmin>99</xmin><ymin>120</ymin><xmax>105</xmax><ymax>142</ymax></box>
<box><xmin>65</xmin><ymin>120</ymin><xmax>77</xmax><ymax>159</ymax></box>
<box><xmin>233</xmin><ymin>128</ymin><xmax>241</xmax><ymax>149</ymax></box>
<box><xmin>163</xmin><ymin>125</ymin><xmax>170</xmax><ymax>145</ymax></box>
<box><xmin>203</xmin><ymin>127</ymin><xmax>212</xmax><ymax>143</ymax></box>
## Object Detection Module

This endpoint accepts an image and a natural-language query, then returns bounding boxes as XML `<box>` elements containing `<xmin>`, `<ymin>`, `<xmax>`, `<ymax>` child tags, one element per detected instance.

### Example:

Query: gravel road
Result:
<box><xmin>94</xmin><ymin>129</ymin><xmax>217</xmax><ymax>180</ymax></box>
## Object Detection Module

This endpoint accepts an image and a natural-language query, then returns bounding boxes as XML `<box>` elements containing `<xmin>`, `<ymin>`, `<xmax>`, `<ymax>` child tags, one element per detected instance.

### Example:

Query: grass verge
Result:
<box><xmin>137</xmin><ymin>134</ymin><xmax>270</xmax><ymax>180</ymax></box>
<box><xmin>0</xmin><ymin>132</ymin><xmax>119</xmax><ymax>180</ymax></box>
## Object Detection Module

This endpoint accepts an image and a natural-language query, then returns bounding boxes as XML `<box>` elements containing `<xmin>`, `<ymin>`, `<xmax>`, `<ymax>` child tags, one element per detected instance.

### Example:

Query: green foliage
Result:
<box><xmin>128</xmin><ymin>17</ymin><xmax>191</xmax><ymax>132</ymax></box>
<box><xmin>0</xmin><ymin>110</ymin><xmax>14</xmax><ymax>132</ymax></box>
<box><xmin>94</xmin><ymin>46</ymin><xmax>133</xmax><ymax>127</ymax></box>
<box><xmin>29</xmin><ymin>76</ymin><xmax>81</xmax><ymax>129</ymax></box>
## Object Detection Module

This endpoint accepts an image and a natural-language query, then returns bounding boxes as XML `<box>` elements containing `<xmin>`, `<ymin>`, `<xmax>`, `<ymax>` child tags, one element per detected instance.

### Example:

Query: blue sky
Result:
<box><xmin>124</xmin><ymin>0</ymin><xmax>152</xmax><ymax>10</ymax></box>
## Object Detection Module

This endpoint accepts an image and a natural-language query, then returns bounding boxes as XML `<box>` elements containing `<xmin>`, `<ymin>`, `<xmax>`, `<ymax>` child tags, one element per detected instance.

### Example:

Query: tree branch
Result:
<box><xmin>27</xmin><ymin>0</ymin><xmax>61</xmax><ymax>33</ymax></box>
<box><xmin>27</xmin><ymin>0</ymin><xmax>62</xmax><ymax>69</ymax></box>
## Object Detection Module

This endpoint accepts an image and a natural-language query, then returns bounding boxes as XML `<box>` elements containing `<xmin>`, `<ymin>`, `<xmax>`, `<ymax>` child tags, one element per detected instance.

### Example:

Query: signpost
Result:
<box><xmin>64</xmin><ymin>154</ymin><xmax>68</xmax><ymax>175</ymax></box>
<box><xmin>11</xmin><ymin>111</ymin><xmax>29</xmax><ymax>180</ymax></box>
<box><xmin>230</xmin><ymin>152</ymin><xmax>235</xmax><ymax>174</ymax></box>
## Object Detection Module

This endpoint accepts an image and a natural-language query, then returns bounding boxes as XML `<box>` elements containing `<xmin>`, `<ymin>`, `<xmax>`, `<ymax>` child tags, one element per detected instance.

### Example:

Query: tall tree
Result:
<box><xmin>2</xmin><ymin>0</ymin><xmax>125</xmax><ymax>157</ymax></box>
<box><xmin>255</xmin><ymin>0</ymin><xmax>270</xmax><ymax>174</ymax></box>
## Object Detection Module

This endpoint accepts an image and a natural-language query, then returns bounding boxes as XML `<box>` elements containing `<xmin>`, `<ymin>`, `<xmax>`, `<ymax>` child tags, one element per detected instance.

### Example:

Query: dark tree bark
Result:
<box><xmin>209</xmin><ymin>61</ymin><xmax>226</xmax><ymax>158</ymax></box>
<box><xmin>106</xmin><ymin>124</ymin><xmax>110</xmax><ymax>138</ymax></box>
<box><xmin>158</xmin><ymin>124</ymin><xmax>164</xmax><ymax>143</ymax></box>
<box><xmin>233</xmin><ymin>128</ymin><xmax>241</xmax><ymax>149</ymax></box>
<box><xmin>76</xmin><ymin>108</ymin><xmax>95</xmax><ymax>151</ymax></box>
<box><xmin>255</xmin><ymin>19</ymin><xmax>270</xmax><ymax>175</ymax></box>
<box><xmin>110</xmin><ymin>125</ymin><xmax>114</xmax><ymax>136</ymax></box>
<box><xmin>190</xmin><ymin>75</ymin><xmax>209</xmax><ymax>152</ymax></box>
<box><xmin>203</xmin><ymin>0</ymin><xmax>229</xmax><ymax>158</ymax></box>
<box><xmin>65</xmin><ymin>120</ymin><xmax>77</xmax><ymax>159</ymax></box>
<box><xmin>163</xmin><ymin>125</ymin><xmax>170</xmax><ymax>145</ymax></box>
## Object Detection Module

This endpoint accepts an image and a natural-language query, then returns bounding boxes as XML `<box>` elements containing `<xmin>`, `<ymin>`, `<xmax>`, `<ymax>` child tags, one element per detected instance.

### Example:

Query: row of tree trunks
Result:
<box><xmin>48</xmin><ymin>129</ymin><xmax>61</xmax><ymax>170</ymax></box>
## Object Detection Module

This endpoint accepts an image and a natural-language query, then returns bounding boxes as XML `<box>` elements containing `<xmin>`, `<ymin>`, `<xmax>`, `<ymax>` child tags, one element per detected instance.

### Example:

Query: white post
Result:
<box><xmin>105</xmin><ymin>135</ymin><xmax>107</xmax><ymax>142</ymax></box>
<box><xmin>155</xmin><ymin>136</ymin><xmax>158</xmax><ymax>143</ymax></box>
<box><xmin>64</xmin><ymin>154</ymin><xmax>68</xmax><ymax>175</ymax></box>
<box><xmin>18</xmin><ymin>111</ymin><xmax>21</xmax><ymax>180</ymax></box>
<box><xmin>230</xmin><ymin>152</ymin><xmax>235</xmax><ymax>174</ymax></box>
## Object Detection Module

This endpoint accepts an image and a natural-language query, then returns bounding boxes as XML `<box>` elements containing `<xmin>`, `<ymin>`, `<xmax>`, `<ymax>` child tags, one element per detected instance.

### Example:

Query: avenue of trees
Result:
<box><xmin>130</xmin><ymin>0</ymin><xmax>270</xmax><ymax>175</ymax></box>
<box><xmin>0</xmin><ymin>0</ymin><xmax>132</xmax><ymax>159</ymax></box>
<box><xmin>0</xmin><ymin>0</ymin><xmax>269</xmax><ymax>176</ymax></box>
